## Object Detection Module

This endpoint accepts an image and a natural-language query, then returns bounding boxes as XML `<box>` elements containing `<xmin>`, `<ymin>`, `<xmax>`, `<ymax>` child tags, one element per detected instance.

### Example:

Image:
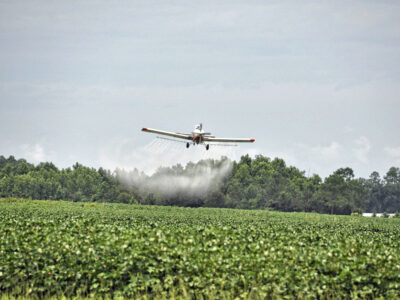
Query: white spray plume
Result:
<box><xmin>116</xmin><ymin>157</ymin><xmax>233</xmax><ymax>198</ymax></box>
<box><xmin>101</xmin><ymin>138</ymin><xmax>236</xmax><ymax>197</ymax></box>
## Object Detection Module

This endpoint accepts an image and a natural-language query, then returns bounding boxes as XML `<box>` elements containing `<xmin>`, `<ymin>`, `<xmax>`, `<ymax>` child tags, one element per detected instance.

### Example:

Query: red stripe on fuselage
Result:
<box><xmin>192</xmin><ymin>135</ymin><xmax>203</xmax><ymax>144</ymax></box>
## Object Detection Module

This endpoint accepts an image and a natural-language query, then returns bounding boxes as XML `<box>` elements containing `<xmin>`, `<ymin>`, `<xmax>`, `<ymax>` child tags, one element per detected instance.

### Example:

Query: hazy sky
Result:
<box><xmin>1</xmin><ymin>0</ymin><xmax>399</xmax><ymax>178</ymax></box>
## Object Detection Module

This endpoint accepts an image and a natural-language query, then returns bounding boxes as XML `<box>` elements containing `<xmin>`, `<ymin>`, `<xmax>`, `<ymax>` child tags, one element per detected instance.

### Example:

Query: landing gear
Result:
<box><xmin>186</xmin><ymin>142</ymin><xmax>190</xmax><ymax>149</ymax></box>
<box><xmin>206</xmin><ymin>144</ymin><xmax>210</xmax><ymax>151</ymax></box>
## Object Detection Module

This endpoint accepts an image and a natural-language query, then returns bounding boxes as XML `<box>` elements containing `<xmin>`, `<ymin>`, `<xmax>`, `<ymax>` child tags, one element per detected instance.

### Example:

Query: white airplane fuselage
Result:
<box><xmin>191</xmin><ymin>124</ymin><xmax>210</xmax><ymax>144</ymax></box>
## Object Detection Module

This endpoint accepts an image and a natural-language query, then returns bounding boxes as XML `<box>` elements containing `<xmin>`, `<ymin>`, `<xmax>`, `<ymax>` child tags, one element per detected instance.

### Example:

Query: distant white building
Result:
<box><xmin>362</xmin><ymin>213</ymin><xmax>395</xmax><ymax>218</ymax></box>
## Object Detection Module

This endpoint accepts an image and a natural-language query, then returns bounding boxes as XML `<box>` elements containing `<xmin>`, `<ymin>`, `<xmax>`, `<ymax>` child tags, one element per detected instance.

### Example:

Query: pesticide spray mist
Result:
<box><xmin>112</xmin><ymin>138</ymin><xmax>238</xmax><ymax>199</ymax></box>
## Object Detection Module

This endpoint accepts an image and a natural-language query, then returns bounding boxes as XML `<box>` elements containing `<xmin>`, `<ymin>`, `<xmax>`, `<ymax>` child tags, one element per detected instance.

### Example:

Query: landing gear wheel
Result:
<box><xmin>206</xmin><ymin>144</ymin><xmax>210</xmax><ymax>151</ymax></box>
<box><xmin>186</xmin><ymin>142</ymin><xmax>190</xmax><ymax>149</ymax></box>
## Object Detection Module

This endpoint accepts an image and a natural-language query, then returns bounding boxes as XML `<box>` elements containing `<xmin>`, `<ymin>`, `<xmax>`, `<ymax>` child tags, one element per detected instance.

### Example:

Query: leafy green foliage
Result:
<box><xmin>0</xmin><ymin>155</ymin><xmax>137</xmax><ymax>204</ymax></box>
<box><xmin>0</xmin><ymin>155</ymin><xmax>399</xmax><ymax>214</ymax></box>
<box><xmin>1</xmin><ymin>199</ymin><xmax>400</xmax><ymax>298</ymax></box>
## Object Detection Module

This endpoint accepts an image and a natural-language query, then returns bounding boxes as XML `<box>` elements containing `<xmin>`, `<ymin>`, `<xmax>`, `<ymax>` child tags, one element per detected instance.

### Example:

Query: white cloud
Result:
<box><xmin>20</xmin><ymin>144</ymin><xmax>46</xmax><ymax>163</ymax></box>
<box><xmin>352</xmin><ymin>136</ymin><xmax>371</xmax><ymax>163</ymax></box>
<box><xmin>384</xmin><ymin>146</ymin><xmax>400</xmax><ymax>157</ymax></box>
<box><xmin>384</xmin><ymin>146</ymin><xmax>400</xmax><ymax>164</ymax></box>
<box><xmin>298</xmin><ymin>142</ymin><xmax>343</xmax><ymax>161</ymax></box>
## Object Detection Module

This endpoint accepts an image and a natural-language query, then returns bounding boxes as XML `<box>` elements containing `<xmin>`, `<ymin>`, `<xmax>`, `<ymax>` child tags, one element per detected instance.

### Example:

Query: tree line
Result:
<box><xmin>0</xmin><ymin>154</ymin><xmax>399</xmax><ymax>214</ymax></box>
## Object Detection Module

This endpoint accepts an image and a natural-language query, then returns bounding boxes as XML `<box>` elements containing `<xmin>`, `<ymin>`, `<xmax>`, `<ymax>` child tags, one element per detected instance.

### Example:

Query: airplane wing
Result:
<box><xmin>142</xmin><ymin>127</ymin><xmax>191</xmax><ymax>140</ymax></box>
<box><xmin>203</xmin><ymin>137</ymin><xmax>255</xmax><ymax>143</ymax></box>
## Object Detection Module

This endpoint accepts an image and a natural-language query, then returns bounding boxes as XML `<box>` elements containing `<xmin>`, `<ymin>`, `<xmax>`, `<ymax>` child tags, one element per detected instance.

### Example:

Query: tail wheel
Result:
<box><xmin>186</xmin><ymin>142</ymin><xmax>190</xmax><ymax>149</ymax></box>
<box><xmin>206</xmin><ymin>144</ymin><xmax>210</xmax><ymax>151</ymax></box>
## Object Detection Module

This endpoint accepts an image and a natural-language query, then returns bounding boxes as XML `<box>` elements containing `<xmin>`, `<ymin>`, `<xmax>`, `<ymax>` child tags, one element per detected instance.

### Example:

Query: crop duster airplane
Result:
<box><xmin>142</xmin><ymin>123</ymin><xmax>255</xmax><ymax>150</ymax></box>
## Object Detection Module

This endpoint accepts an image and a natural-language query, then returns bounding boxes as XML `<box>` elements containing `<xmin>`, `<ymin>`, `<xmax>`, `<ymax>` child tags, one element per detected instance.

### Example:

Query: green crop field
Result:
<box><xmin>1</xmin><ymin>198</ymin><xmax>400</xmax><ymax>299</ymax></box>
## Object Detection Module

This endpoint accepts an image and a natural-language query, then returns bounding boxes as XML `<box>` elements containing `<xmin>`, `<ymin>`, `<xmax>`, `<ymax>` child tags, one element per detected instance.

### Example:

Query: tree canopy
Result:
<box><xmin>0</xmin><ymin>154</ymin><xmax>399</xmax><ymax>214</ymax></box>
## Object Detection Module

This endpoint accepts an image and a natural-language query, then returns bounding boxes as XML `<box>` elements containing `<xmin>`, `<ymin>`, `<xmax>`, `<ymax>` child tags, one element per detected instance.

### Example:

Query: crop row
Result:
<box><xmin>1</xmin><ymin>199</ymin><xmax>400</xmax><ymax>298</ymax></box>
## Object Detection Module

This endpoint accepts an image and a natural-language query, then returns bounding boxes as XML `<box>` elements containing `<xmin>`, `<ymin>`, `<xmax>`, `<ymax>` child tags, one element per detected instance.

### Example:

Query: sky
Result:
<box><xmin>0</xmin><ymin>0</ymin><xmax>399</xmax><ymax>179</ymax></box>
